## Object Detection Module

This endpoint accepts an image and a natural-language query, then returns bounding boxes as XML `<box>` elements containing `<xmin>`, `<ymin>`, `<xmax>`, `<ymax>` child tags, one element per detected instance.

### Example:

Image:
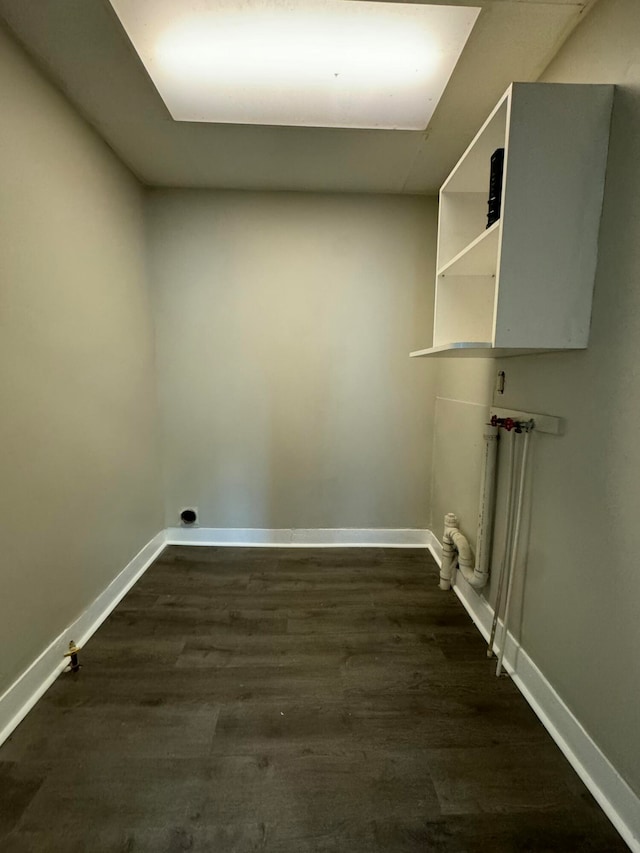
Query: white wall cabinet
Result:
<box><xmin>411</xmin><ymin>83</ymin><xmax>614</xmax><ymax>359</ymax></box>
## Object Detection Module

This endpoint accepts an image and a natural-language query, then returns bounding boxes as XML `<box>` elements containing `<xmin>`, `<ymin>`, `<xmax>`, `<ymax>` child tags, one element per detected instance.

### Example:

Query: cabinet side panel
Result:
<box><xmin>494</xmin><ymin>83</ymin><xmax>613</xmax><ymax>349</ymax></box>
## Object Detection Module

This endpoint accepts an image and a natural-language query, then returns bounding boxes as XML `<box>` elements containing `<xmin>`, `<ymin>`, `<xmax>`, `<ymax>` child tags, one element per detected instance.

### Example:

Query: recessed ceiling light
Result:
<box><xmin>108</xmin><ymin>0</ymin><xmax>480</xmax><ymax>130</ymax></box>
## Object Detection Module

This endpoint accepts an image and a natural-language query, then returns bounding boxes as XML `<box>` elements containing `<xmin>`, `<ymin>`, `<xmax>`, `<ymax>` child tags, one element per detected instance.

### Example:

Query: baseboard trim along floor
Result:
<box><xmin>428</xmin><ymin>536</ymin><xmax>640</xmax><ymax>853</ymax></box>
<box><xmin>165</xmin><ymin>527</ymin><xmax>433</xmax><ymax>547</ymax></box>
<box><xmin>0</xmin><ymin>530</ymin><xmax>166</xmax><ymax>750</ymax></box>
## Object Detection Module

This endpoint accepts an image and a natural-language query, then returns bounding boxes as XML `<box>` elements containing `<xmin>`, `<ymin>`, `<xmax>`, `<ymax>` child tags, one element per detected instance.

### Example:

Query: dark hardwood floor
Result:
<box><xmin>0</xmin><ymin>547</ymin><xmax>628</xmax><ymax>852</ymax></box>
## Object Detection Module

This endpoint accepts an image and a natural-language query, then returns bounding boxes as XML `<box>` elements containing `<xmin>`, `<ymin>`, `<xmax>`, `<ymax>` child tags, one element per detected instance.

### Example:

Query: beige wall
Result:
<box><xmin>500</xmin><ymin>0</ymin><xmax>640</xmax><ymax>796</ymax></box>
<box><xmin>431</xmin><ymin>0</ymin><xmax>640</xmax><ymax>797</ymax></box>
<box><xmin>430</xmin><ymin>360</ymin><xmax>496</xmax><ymax>540</ymax></box>
<box><xmin>0</xmin><ymin>26</ymin><xmax>163</xmax><ymax>692</ymax></box>
<box><xmin>147</xmin><ymin>190</ymin><xmax>437</xmax><ymax>529</ymax></box>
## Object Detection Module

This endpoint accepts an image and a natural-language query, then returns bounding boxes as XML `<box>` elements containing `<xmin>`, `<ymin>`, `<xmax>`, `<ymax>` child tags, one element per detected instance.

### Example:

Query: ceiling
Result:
<box><xmin>0</xmin><ymin>0</ymin><xmax>596</xmax><ymax>194</ymax></box>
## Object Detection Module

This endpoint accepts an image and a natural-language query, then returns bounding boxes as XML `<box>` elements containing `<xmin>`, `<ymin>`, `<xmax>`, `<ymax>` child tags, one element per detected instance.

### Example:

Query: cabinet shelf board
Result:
<box><xmin>410</xmin><ymin>342</ymin><xmax>572</xmax><ymax>358</ymax></box>
<box><xmin>437</xmin><ymin>220</ymin><xmax>500</xmax><ymax>278</ymax></box>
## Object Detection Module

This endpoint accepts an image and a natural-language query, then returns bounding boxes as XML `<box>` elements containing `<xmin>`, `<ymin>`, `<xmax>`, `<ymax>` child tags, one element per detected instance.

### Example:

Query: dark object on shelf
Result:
<box><xmin>487</xmin><ymin>147</ymin><xmax>505</xmax><ymax>228</ymax></box>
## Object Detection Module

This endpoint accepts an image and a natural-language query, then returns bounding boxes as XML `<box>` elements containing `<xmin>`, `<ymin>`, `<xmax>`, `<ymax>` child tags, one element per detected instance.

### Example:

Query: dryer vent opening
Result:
<box><xmin>180</xmin><ymin>508</ymin><xmax>198</xmax><ymax>526</ymax></box>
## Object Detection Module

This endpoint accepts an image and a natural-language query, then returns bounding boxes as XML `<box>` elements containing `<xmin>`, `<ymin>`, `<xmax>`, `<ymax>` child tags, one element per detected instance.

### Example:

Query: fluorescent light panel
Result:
<box><xmin>109</xmin><ymin>0</ymin><xmax>480</xmax><ymax>130</ymax></box>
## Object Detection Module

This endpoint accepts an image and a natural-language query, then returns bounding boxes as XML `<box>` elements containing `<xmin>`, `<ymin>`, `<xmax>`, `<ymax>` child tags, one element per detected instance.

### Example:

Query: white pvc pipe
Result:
<box><xmin>487</xmin><ymin>430</ymin><xmax>517</xmax><ymax>658</ymax></box>
<box><xmin>439</xmin><ymin>513</ymin><xmax>461</xmax><ymax>590</ymax></box>
<box><xmin>472</xmin><ymin>424</ymin><xmax>500</xmax><ymax>585</ymax></box>
<box><xmin>439</xmin><ymin>425</ymin><xmax>499</xmax><ymax>590</ymax></box>
<box><xmin>496</xmin><ymin>427</ymin><xmax>532</xmax><ymax>677</ymax></box>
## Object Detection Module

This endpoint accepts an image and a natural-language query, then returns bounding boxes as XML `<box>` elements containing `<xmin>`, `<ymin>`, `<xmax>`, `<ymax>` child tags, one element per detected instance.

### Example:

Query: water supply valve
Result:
<box><xmin>64</xmin><ymin>640</ymin><xmax>81</xmax><ymax>674</ymax></box>
<box><xmin>490</xmin><ymin>414</ymin><xmax>515</xmax><ymax>430</ymax></box>
<box><xmin>490</xmin><ymin>415</ymin><xmax>534</xmax><ymax>433</ymax></box>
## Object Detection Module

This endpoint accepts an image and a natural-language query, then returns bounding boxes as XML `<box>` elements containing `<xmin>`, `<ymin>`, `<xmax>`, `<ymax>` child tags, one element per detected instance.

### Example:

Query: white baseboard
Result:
<box><xmin>165</xmin><ymin>527</ymin><xmax>432</xmax><ymax>547</ymax></box>
<box><xmin>428</xmin><ymin>536</ymin><xmax>639</xmax><ymax>852</ymax></box>
<box><xmin>424</xmin><ymin>529</ymin><xmax>443</xmax><ymax>565</ymax></box>
<box><xmin>0</xmin><ymin>530</ymin><xmax>166</xmax><ymax>750</ymax></box>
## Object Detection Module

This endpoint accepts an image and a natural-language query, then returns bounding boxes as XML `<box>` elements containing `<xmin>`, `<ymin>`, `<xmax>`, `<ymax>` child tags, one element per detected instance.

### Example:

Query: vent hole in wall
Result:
<box><xmin>180</xmin><ymin>508</ymin><xmax>197</xmax><ymax>526</ymax></box>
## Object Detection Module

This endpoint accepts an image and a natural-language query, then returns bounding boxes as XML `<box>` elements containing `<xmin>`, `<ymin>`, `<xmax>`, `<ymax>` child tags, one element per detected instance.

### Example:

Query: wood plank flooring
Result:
<box><xmin>0</xmin><ymin>547</ymin><xmax>628</xmax><ymax>852</ymax></box>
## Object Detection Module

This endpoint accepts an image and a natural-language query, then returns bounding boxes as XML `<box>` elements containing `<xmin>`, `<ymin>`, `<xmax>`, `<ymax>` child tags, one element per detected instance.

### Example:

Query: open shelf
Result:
<box><xmin>437</xmin><ymin>220</ymin><xmax>500</xmax><ymax>278</ymax></box>
<box><xmin>433</xmin><ymin>274</ymin><xmax>496</xmax><ymax>346</ymax></box>
<box><xmin>442</xmin><ymin>97</ymin><xmax>508</xmax><ymax>194</ymax></box>
<box><xmin>411</xmin><ymin>83</ymin><xmax>614</xmax><ymax>359</ymax></box>
<box><xmin>435</xmin><ymin>95</ymin><xmax>508</xmax><ymax>268</ymax></box>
